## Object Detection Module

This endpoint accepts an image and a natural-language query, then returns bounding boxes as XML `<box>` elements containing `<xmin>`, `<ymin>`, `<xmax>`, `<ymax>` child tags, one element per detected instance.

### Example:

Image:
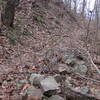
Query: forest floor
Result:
<box><xmin>0</xmin><ymin>0</ymin><xmax>100</xmax><ymax>100</ymax></box>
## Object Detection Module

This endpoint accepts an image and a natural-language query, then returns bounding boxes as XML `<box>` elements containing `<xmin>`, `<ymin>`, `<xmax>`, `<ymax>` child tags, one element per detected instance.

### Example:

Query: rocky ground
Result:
<box><xmin>0</xmin><ymin>0</ymin><xmax>100</xmax><ymax>100</ymax></box>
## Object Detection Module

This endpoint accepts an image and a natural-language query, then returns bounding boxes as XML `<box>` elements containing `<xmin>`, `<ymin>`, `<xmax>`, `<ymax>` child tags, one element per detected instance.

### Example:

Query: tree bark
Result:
<box><xmin>1</xmin><ymin>0</ymin><xmax>19</xmax><ymax>28</ymax></box>
<box><xmin>81</xmin><ymin>0</ymin><xmax>86</xmax><ymax>17</ymax></box>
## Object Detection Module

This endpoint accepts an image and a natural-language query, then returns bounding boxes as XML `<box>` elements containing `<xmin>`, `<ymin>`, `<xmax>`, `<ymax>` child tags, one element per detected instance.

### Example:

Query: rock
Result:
<box><xmin>40</xmin><ymin>76</ymin><xmax>60</xmax><ymax>97</ymax></box>
<box><xmin>77</xmin><ymin>61</ymin><xmax>85</xmax><ymax>65</ymax></box>
<box><xmin>50</xmin><ymin>95</ymin><xmax>65</xmax><ymax>100</ymax></box>
<box><xmin>62</xmin><ymin>55</ymin><xmax>69</xmax><ymax>62</ymax></box>
<box><xmin>80</xmin><ymin>87</ymin><xmax>89</xmax><ymax>94</ymax></box>
<box><xmin>73</xmin><ymin>86</ymin><xmax>89</xmax><ymax>95</ymax></box>
<box><xmin>73</xmin><ymin>87</ymin><xmax>81</xmax><ymax>93</ymax></box>
<box><xmin>10</xmin><ymin>94</ymin><xmax>22</xmax><ymax>100</ymax></box>
<box><xmin>58</xmin><ymin>64</ymin><xmax>71</xmax><ymax>74</ymax></box>
<box><xmin>29</xmin><ymin>73</ymin><xmax>44</xmax><ymax>86</ymax></box>
<box><xmin>94</xmin><ymin>90</ymin><xmax>100</xmax><ymax>99</ymax></box>
<box><xmin>74</xmin><ymin>64</ymin><xmax>88</xmax><ymax>74</ymax></box>
<box><xmin>50</xmin><ymin>57</ymin><xmax>59</xmax><ymax>65</ymax></box>
<box><xmin>16</xmin><ymin>79</ymin><xmax>28</xmax><ymax>89</ymax></box>
<box><xmin>40</xmin><ymin>76</ymin><xmax>60</xmax><ymax>91</ymax></box>
<box><xmin>58</xmin><ymin>66</ymin><xmax>67</xmax><ymax>75</ymax></box>
<box><xmin>42</xmin><ymin>97</ymin><xmax>48</xmax><ymax>100</ymax></box>
<box><xmin>66</xmin><ymin>58</ymin><xmax>76</xmax><ymax>65</ymax></box>
<box><xmin>42</xmin><ymin>96</ymin><xmax>50</xmax><ymax>100</ymax></box>
<box><xmin>65</xmin><ymin>79</ymin><xmax>72</xmax><ymax>88</ymax></box>
<box><xmin>54</xmin><ymin>74</ymin><xmax>62</xmax><ymax>83</ymax></box>
<box><xmin>2</xmin><ymin>80</ymin><xmax>8</xmax><ymax>85</ymax></box>
<box><xmin>62</xmin><ymin>55</ymin><xmax>76</xmax><ymax>65</ymax></box>
<box><xmin>25</xmin><ymin>86</ymin><xmax>43</xmax><ymax>100</ymax></box>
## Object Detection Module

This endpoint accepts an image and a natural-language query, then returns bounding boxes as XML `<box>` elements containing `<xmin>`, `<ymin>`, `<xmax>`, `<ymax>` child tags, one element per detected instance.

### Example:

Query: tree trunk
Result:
<box><xmin>73</xmin><ymin>0</ymin><xmax>77</xmax><ymax>13</ymax></box>
<box><xmin>81</xmin><ymin>0</ymin><xmax>86</xmax><ymax>17</ymax></box>
<box><xmin>1</xmin><ymin>0</ymin><xmax>19</xmax><ymax>28</ymax></box>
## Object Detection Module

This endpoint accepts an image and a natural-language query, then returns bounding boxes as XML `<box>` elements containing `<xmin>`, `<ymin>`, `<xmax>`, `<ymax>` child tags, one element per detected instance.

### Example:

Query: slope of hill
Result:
<box><xmin>0</xmin><ymin>0</ymin><xmax>83</xmax><ymax>68</ymax></box>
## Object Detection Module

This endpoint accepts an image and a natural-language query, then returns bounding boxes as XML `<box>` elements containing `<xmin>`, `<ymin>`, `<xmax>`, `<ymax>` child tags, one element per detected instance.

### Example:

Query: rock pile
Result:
<box><xmin>2</xmin><ymin>49</ymin><xmax>99</xmax><ymax>100</ymax></box>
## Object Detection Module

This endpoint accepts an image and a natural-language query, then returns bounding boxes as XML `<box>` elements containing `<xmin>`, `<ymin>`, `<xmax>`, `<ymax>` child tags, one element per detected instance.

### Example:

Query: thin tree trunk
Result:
<box><xmin>81</xmin><ymin>0</ymin><xmax>86</xmax><ymax>17</ymax></box>
<box><xmin>1</xmin><ymin>0</ymin><xmax>19</xmax><ymax>28</ymax></box>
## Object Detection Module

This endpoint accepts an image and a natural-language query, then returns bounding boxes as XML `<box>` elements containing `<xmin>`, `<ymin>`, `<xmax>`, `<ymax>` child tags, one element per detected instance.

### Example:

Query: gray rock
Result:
<box><xmin>54</xmin><ymin>74</ymin><xmax>62</xmax><ymax>83</ymax></box>
<box><xmin>80</xmin><ymin>86</ymin><xmax>89</xmax><ymax>94</ymax></box>
<box><xmin>40</xmin><ymin>76</ymin><xmax>60</xmax><ymax>96</ymax></box>
<box><xmin>65</xmin><ymin>79</ymin><xmax>72</xmax><ymax>88</ymax></box>
<box><xmin>62</xmin><ymin>55</ymin><xmax>70</xmax><ymax>62</ymax></box>
<box><xmin>58</xmin><ymin>64</ymin><xmax>71</xmax><ymax>74</ymax></box>
<box><xmin>16</xmin><ymin>79</ymin><xmax>28</xmax><ymax>89</ymax></box>
<box><xmin>74</xmin><ymin>64</ymin><xmax>88</xmax><ymax>74</ymax></box>
<box><xmin>94</xmin><ymin>90</ymin><xmax>100</xmax><ymax>99</ymax></box>
<box><xmin>50</xmin><ymin>57</ymin><xmax>59</xmax><ymax>65</ymax></box>
<box><xmin>25</xmin><ymin>86</ymin><xmax>43</xmax><ymax>100</ymax></box>
<box><xmin>72</xmin><ymin>87</ymin><xmax>81</xmax><ymax>93</ymax></box>
<box><xmin>50</xmin><ymin>95</ymin><xmax>65</xmax><ymax>100</ymax></box>
<box><xmin>62</xmin><ymin>55</ymin><xmax>76</xmax><ymax>65</ymax></box>
<box><xmin>77</xmin><ymin>61</ymin><xmax>85</xmax><ymax>65</ymax></box>
<box><xmin>40</xmin><ymin>76</ymin><xmax>60</xmax><ymax>91</ymax></box>
<box><xmin>73</xmin><ymin>86</ymin><xmax>89</xmax><ymax>95</ymax></box>
<box><xmin>29</xmin><ymin>73</ymin><xmax>44</xmax><ymax>86</ymax></box>
<box><xmin>10</xmin><ymin>94</ymin><xmax>22</xmax><ymax>100</ymax></box>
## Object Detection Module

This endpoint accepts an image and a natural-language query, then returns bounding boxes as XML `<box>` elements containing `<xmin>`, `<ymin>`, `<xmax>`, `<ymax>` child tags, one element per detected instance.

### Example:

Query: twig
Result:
<box><xmin>76</xmin><ymin>48</ymin><xmax>100</xmax><ymax>74</ymax></box>
<box><xmin>85</xmin><ymin>11</ymin><xmax>92</xmax><ymax>50</ymax></box>
<box><xmin>75</xmin><ymin>73</ymin><xmax>100</xmax><ymax>84</ymax></box>
<box><xmin>86</xmin><ymin>51</ymin><xmax>100</xmax><ymax>74</ymax></box>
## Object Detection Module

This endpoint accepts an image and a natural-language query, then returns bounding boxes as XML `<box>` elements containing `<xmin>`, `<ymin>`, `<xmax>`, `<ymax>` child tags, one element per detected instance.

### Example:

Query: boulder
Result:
<box><xmin>10</xmin><ymin>94</ymin><xmax>22</xmax><ymax>100</ymax></box>
<box><xmin>40</xmin><ymin>76</ymin><xmax>60</xmax><ymax>97</ymax></box>
<box><xmin>65</xmin><ymin>79</ymin><xmax>72</xmax><ymax>88</ymax></box>
<box><xmin>16</xmin><ymin>79</ymin><xmax>28</xmax><ymax>89</ymax></box>
<box><xmin>77</xmin><ymin>61</ymin><xmax>85</xmax><ymax>65</ymax></box>
<box><xmin>94</xmin><ymin>90</ymin><xmax>100</xmax><ymax>99</ymax></box>
<box><xmin>54</xmin><ymin>74</ymin><xmax>62</xmax><ymax>83</ymax></box>
<box><xmin>29</xmin><ymin>73</ymin><xmax>44</xmax><ymax>86</ymax></box>
<box><xmin>25</xmin><ymin>86</ymin><xmax>43</xmax><ymax>100</ymax></box>
<box><xmin>73</xmin><ymin>86</ymin><xmax>89</xmax><ymax>95</ymax></box>
<box><xmin>74</xmin><ymin>64</ymin><xmax>88</xmax><ymax>75</ymax></box>
<box><xmin>62</xmin><ymin>55</ymin><xmax>76</xmax><ymax>65</ymax></box>
<box><xmin>50</xmin><ymin>95</ymin><xmax>65</xmax><ymax>100</ymax></box>
<box><xmin>58</xmin><ymin>64</ymin><xmax>71</xmax><ymax>74</ymax></box>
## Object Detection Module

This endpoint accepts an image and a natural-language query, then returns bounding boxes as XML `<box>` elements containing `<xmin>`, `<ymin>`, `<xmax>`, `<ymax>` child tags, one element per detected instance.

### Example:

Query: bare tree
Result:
<box><xmin>81</xmin><ymin>0</ymin><xmax>86</xmax><ymax>17</ymax></box>
<box><xmin>63</xmin><ymin>0</ymin><xmax>72</xmax><ymax>9</ymax></box>
<box><xmin>73</xmin><ymin>0</ymin><xmax>77</xmax><ymax>13</ymax></box>
<box><xmin>1</xmin><ymin>0</ymin><xmax>19</xmax><ymax>28</ymax></box>
<box><xmin>94</xmin><ymin>0</ymin><xmax>99</xmax><ymax>37</ymax></box>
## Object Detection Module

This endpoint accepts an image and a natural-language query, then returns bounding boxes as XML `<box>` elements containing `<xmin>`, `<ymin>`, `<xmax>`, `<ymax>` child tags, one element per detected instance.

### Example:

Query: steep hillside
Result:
<box><xmin>0</xmin><ymin>0</ymin><xmax>84</xmax><ymax>68</ymax></box>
